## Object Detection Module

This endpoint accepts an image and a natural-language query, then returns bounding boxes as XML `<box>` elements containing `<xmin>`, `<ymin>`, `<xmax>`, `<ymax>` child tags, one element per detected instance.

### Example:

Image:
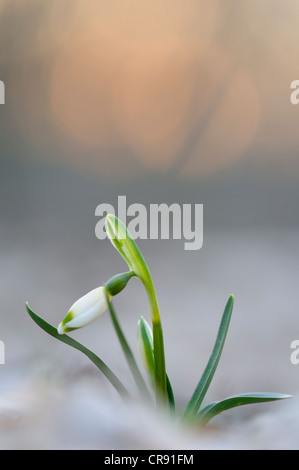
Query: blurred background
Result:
<box><xmin>1</xmin><ymin>0</ymin><xmax>299</xmax><ymax>449</ymax></box>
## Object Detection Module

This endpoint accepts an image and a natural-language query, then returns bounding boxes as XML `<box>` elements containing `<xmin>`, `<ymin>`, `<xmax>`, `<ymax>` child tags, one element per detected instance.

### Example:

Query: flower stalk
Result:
<box><xmin>106</xmin><ymin>214</ymin><xmax>167</xmax><ymax>404</ymax></box>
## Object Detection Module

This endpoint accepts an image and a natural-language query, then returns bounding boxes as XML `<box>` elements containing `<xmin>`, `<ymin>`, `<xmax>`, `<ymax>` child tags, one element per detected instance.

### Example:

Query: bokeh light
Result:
<box><xmin>2</xmin><ymin>0</ymin><xmax>299</xmax><ymax>180</ymax></box>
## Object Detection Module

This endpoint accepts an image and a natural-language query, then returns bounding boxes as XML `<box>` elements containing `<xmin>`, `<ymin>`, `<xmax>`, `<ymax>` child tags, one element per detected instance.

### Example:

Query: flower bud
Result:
<box><xmin>58</xmin><ymin>286</ymin><xmax>110</xmax><ymax>334</ymax></box>
<box><xmin>137</xmin><ymin>316</ymin><xmax>155</xmax><ymax>380</ymax></box>
<box><xmin>105</xmin><ymin>271</ymin><xmax>135</xmax><ymax>297</ymax></box>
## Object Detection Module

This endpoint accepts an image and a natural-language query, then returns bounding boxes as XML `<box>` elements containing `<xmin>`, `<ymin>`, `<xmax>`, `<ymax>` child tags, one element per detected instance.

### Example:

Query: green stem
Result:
<box><xmin>152</xmin><ymin>320</ymin><xmax>166</xmax><ymax>404</ymax></box>
<box><xmin>146</xmin><ymin>285</ymin><xmax>167</xmax><ymax>405</ymax></box>
<box><xmin>106</xmin><ymin>294</ymin><xmax>152</xmax><ymax>404</ymax></box>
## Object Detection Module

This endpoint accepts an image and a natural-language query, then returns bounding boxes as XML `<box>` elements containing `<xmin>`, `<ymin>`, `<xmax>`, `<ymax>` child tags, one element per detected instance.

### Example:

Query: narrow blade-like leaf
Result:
<box><xmin>184</xmin><ymin>295</ymin><xmax>234</xmax><ymax>417</ymax></box>
<box><xmin>26</xmin><ymin>302</ymin><xmax>129</xmax><ymax>399</ymax></box>
<box><xmin>197</xmin><ymin>393</ymin><xmax>292</xmax><ymax>426</ymax></box>
<box><xmin>106</xmin><ymin>295</ymin><xmax>152</xmax><ymax>403</ymax></box>
<box><xmin>166</xmin><ymin>374</ymin><xmax>175</xmax><ymax>411</ymax></box>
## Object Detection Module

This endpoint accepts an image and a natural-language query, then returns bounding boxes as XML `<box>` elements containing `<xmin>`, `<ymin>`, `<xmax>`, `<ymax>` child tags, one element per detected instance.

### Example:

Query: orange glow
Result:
<box><xmin>4</xmin><ymin>0</ymin><xmax>299</xmax><ymax>180</ymax></box>
<box><xmin>49</xmin><ymin>0</ymin><xmax>221</xmax><ymax>174</ymax></box>
<box><xmin>180</xmin><ymin>66</ymin><xmax>260</xmax><ymax>177</ymax></box>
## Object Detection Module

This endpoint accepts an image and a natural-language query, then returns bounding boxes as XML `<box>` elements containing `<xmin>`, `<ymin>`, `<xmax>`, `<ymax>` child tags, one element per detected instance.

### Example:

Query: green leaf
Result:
<box><xmin>137</xmin><ymin>316</ymin><xmax>174</xmax><ymax>411</ymax></box>
<box><xmin>184</xmin><ymin>295</ymin><xmax>234</xmax><ymax>417</ymax></box>
<box><xmin>137</xmin><ymin>316</ymin><xmax>155</xmax><ymax>380</ymax></box>
<box><xmin>166</xmin><ymin>374</ymin><xmax>175</xmax><ymax>412</ymax></box>
<box><xmin>197</xmin><ymin>393</ymin><xmax>292</xmax><ymax>426</ymax></box>
<box><xmin>25</xmin><ymin>302</ymin><xmax>129</xmax><ymax>399</ymax></box>
<box><xmin>105</xmin><ymin>295</ymin><xmax>152</xmax><ymax>403</ymax></box>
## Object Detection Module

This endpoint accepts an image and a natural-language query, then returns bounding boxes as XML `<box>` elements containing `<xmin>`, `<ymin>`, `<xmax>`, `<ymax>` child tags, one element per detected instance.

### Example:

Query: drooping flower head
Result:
<box><xmin>58</xmin><ymin>272</ymin><xmax>135</xmax><ymax>335</ymax></box>
<box><xmin>58</xmin><ymin>286</ymin><xmax>109</xmax><ymax>334</ymax></box>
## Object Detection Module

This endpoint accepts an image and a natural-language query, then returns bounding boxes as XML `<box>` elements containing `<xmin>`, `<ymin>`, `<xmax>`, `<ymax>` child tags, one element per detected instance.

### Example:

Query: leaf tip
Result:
<box><xmin>280</xmin><ymin>394</ymin><xmax>293</xmax><ymax>400</ymax></box>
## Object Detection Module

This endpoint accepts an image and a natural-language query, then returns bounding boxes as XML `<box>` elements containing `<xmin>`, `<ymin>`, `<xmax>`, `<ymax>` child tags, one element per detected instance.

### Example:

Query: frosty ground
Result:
<box><xmin>1</xmin><ymin>228</ymin><xmax>298</xmax><ymax>449</ymax></box>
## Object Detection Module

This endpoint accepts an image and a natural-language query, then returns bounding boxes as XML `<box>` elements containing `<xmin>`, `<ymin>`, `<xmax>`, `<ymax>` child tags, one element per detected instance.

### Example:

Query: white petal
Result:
<box><xmin>58</xmin><ymin>286</ymin><xmax>110</xmax><ymax>334</ymax></box>
<box><xmin>57</xmin><ymin>322</ymin><xmax>65</xmax><ymax>335</ymax></box>
<box><xmin>64</xmin><ymin>301</ymin><xmax>107</xmax><ymax>330</ymax></box>
<box><xmin>69</xmin><ymin>286</ymin><xmax>107</xmax><ymax>319</ymax></box>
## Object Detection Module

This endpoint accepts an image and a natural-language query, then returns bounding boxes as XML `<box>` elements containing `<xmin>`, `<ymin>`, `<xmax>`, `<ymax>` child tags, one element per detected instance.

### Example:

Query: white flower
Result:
<box><xmin>58</xmin><ymin>286</ymin><xmax>110</xmax><ymax>334</ymax></box>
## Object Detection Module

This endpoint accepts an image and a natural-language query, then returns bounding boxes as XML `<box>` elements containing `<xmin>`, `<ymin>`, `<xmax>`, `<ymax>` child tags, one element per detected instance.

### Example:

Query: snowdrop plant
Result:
<box><xmin>26</xmin><ymin>215</ymin><xmax>291</xmax><ymax>426</ymax></box>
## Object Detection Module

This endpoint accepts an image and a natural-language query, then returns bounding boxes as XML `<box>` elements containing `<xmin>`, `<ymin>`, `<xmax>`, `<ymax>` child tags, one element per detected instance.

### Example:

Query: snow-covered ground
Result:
<box><xmin>1</xmin><ymin>227</ymin><xmax>299</xmax><ymax>449</ymax></box>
